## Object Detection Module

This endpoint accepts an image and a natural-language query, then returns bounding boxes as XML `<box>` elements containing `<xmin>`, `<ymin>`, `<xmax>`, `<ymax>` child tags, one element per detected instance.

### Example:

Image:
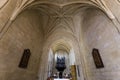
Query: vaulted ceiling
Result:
<box><xmin>1</xmin><ymin>0</ymin><xmax>120</xmax><ymax>52</ymax></box>
<box><xmin>1</xmin><ymin>0</ymin><xmax>117</xmax><ymax>38</ymax></box>
<box><xmin>10</xmin><ymin>0</ymin><xmax>115</xmax><ymax>33</ymax></box>
<box><xmin>18</xmin><ymin>0</ymin><xmax>114</xmax><ymax>37</ymax></box>
<box><xmin>12</xmin><ymin>0</ymin><xmax>119</xmax><ymax>52</ymax></box>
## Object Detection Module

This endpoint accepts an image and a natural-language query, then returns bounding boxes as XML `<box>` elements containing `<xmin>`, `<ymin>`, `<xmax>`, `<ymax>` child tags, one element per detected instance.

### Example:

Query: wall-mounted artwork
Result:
<box><xmin>92</xmin><ymin>48</ymin><xmax>104</xmax><ymax>68</ymax></box>
<box><xmin>19</xmin><ymin>49</ymin><xmax>31</xmax><ymax>68</ymax></box>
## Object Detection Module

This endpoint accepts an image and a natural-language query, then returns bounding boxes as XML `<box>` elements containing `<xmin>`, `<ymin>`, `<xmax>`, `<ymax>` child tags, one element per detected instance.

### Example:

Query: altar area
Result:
<box><xmin>54</xmin><ymin>78</ymin><xmax>70</xmax><ymax>80</ymax></box>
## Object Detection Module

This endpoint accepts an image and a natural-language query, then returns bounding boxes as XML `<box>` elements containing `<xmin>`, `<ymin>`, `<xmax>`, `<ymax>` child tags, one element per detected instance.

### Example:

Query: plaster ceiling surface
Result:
<box><xmin>52</xmin><ymin>41</ymin><xmax>71</xmax><ymax>53</ymax></box>
<box><xmin>24</xmin><ymin>1</ymin><xmax>96</xmax><ymax>37</ymax></box>
<box><xmin>1</xmin><ymin>0</ymin><xmax>116</xmax><ymax>52</ymax></box>
<box><xmin>1</xmin><ymin>0</ymin><xmax>115</xmax><ymax>39</ymax></box>
<box><xmin>17</xmin><ymin>0</ymin><xmax>114</xmax><ymax>52</ymax></box>
<box><xmin>0</xmin><ymin>0</ymin><xmax>117</xmax><ymax>38</ymax></box>
<box><xmin>16</xmin><ymin>0</ymin><xmax>114</xmax><ymax>35</ymax></box>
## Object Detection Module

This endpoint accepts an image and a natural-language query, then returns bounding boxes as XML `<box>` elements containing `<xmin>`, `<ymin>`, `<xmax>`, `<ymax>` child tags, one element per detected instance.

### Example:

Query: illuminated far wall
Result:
<box><xmin>54</xmin><ymin>50</ymin><xmax>69</xmax><ymax>74</ymax></box>
<box><xmin>47</xmin><ymin>47</ymin><xmax>76</xmax><ymax>76</ymax></box>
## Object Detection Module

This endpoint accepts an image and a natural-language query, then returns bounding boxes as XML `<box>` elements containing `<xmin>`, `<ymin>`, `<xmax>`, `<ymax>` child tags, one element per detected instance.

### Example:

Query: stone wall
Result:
<box><xmin>0</xmin><ymin>0</ymin><xmax>120</xmax><ymax>80</ymax></box>
<box><xmin>0</xmin><ymin>10</ymin><xmax>43</xmax><ymax>80</ymax></box>
<box><xmin>82</xmin><ymin>8</ymin><xmax>120</xmax><ymax>80</ymax></box>
<box><xmin>0</xmin><ymin>0</ymin><xmax>17</xmax><ymax>31</ymax></box>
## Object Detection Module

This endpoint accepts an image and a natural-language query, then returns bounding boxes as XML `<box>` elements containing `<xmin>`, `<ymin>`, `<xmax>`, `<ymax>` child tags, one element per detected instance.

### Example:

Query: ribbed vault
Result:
<box><xmin>1</xmin><ymin>0</ymin><xmax>118</xmax><ymax>40</ymax></box>
<box><xmin>22</xmin><ymin>4</ymin><xmax>105</xmax><ymax>40</ymax></box>
<box><xmin>13</xmin><ymin>0</ymin><xmax>116</xmax><ymax>40</ymax></box>
<box><xmin>51</xmin><ymin>39</ymin><xmax>71</xmax><ymax>53</ymax></box>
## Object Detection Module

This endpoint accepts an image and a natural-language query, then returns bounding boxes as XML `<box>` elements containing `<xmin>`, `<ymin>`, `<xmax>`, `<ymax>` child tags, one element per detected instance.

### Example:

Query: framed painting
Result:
<box><xmin>92</xmin><ymin>48</ymin><xmax>104</xmax><ymax>68</ymax></box>
<box><xmin>18</xmin><ymin>49</ymin><xmax>31</xmax><ymax>68</ymax></box>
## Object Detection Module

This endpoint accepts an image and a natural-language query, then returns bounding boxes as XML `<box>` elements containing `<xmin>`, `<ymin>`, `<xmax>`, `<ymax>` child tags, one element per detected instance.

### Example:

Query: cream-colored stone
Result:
<box><xmin>0</xmin><ymin>0</ymin><xmax>120</xmax><ymax>80</ymax></box>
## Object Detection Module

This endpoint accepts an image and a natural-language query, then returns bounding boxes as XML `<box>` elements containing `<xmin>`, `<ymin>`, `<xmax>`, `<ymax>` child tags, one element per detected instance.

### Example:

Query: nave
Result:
<box><xmin>0</xmin><ymin>0</ymin><xmax>120</xmax><ymax>80</ymax></box>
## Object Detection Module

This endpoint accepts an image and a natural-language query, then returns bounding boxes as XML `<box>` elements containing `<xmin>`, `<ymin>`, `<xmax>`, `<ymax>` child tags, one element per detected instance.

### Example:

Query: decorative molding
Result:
<box><xmin>90</xmin><ymin>0</ymin><xmax>115</xmax><ymax>19</ymax></box>
<box><xmin>0</xmin><ymin>0</ymin><xmax>35</xmax><ymax>39</ymax></box>
<box><xmin>117</xmin><ymin>0</ymin><xmax>120</xmax><ymax>3</ymax></box>
<box><xmin>0</xmin><ymin>0</ymin><xmax>9</xmax><ymax>10</ymax></box>
<box><xmin>10</xmin><ymin>0</ymin><xmax>35</xmax><ymax>21</ymax></box>
<box><xmin>116</xmin><ymin>0</ymin><xmax>120</xmax><ymax>5</ymax></box>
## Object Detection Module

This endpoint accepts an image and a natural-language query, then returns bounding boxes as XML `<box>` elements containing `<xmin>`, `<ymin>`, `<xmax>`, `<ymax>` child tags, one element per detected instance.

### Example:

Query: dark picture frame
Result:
<box><xmin>18</xmin><ymin>49</ymin><xmax>31</xmax><ymax>68</ymax></box>
<box><xmin>92</xmin><ymin>48</ymin><xmax>104</xmax><ymax>68</ymax></box>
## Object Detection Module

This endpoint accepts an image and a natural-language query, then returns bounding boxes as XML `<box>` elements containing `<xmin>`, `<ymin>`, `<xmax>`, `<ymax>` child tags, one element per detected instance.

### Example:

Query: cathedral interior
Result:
<box><xmin>0</xmin><ymin>0</ymin><xmax>120</xmax><ymax>80</ymax></box>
